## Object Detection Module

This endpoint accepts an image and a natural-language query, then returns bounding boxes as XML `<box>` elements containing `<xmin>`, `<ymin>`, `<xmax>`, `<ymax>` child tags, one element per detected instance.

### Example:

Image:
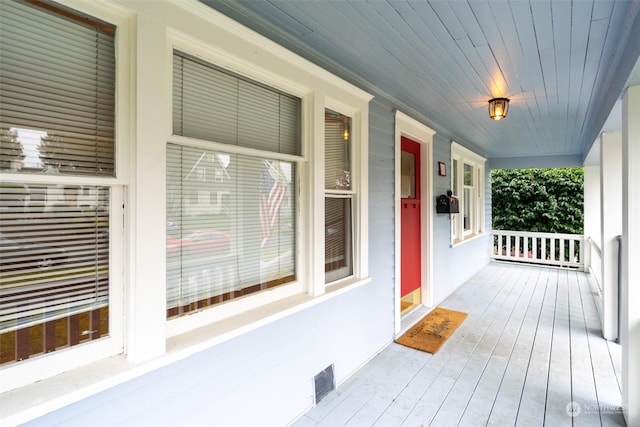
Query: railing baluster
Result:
<box><xmin>569</xmin><ymin>239</ymin><xmax>575</xmax><ymax>266</ymax></box>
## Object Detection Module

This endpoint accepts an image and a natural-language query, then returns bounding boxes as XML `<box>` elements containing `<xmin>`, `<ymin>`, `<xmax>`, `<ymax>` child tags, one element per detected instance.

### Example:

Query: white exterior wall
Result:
<box><xmin>432</xmin><ymin>134</ymin><xmax>491</xmax><ymax>306</ymax></box>
<box><xmin>621</xmin><ymin>85</ymin><xmax>640</xmax><ymax>427</ymax></box>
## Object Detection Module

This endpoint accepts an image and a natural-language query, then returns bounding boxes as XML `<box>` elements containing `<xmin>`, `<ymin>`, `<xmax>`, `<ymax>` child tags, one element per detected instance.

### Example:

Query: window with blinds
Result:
<box><xmin>325</xmin><ymin>110</ymin><xmax>353</xmax><ymax>282</ymax></box>
<box><xmin>0</xmin><ymin>0</ymin><xmax>115</xmax><ymax>176</ymax></box>
<box><xmin>0</xmin><ymin>184</ymin><xmax>110</xmax><ymax>364</ymax></box>
<box><xmin>168</xmin><ymin>52</ymin><xmax>300</xmax><ymax>318</ymax></box>
<box><xmin>0</xmin><ymin>1</ymin><xmax>115</xmax><ymax>366</ymax></box>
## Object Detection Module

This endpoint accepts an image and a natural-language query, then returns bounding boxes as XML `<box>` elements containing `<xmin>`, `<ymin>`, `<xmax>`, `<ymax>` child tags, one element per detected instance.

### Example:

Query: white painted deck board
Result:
<box><xmin>292</xmin><ymin>264</ymin><xmax>624</xmax><ymax>427</ymax></box>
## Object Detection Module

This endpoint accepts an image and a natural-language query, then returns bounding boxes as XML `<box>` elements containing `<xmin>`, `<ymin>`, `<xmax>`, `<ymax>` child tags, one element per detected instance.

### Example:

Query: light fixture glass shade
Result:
<box><xmin>488</xmin><ymin>97</ymin><xmax>509</xmax><ymax>120</ymax></box>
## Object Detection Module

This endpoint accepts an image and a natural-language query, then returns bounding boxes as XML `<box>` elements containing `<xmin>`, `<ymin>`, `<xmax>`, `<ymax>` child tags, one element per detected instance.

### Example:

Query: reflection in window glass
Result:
<box><xmin>452</xmin><ymin>159</ymin><xmax>458</xmax><ymax>195</ymax></box>
<box><xmin>0</xmin><ymin>0</ymin><xmax>115</xmax><ymax>176</ymax></box>
<box><xmin>464</xmin><ymin>188</ymin><xmax>472</xmax><ymax>232</ymax></box>
<box><xmin>166</xmin><ymin>144</ymin><xmax>296</xmax><ymax>318</ymax></box>
<box><xmin>464</xmin><ymin>163</ymin><xmax>473</xmax><ymax>186</ymax></box>
<box><xmin>0</xmin><ymin>183</ymin><xmax>110</xmax><ymax>365</ymax></box>
<box><xmin>325</xmin><ymin>110</ymin><xmax>351</xmax><ymax>190</ymax></box>
<box><xmin>401</xmin><ymin>151</ymin><xmax>416</xmax><ymax>199</ymax></box>
<box><xmin>325</xmin><ymin>197</ymin><xmax>352</xmax><ymax>276</ymax></box>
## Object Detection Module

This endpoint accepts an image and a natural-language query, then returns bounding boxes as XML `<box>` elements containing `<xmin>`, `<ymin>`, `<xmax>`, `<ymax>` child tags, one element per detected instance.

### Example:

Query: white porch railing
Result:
<box><xmin>491</xmin><ymin>230</ymin><xmax>585</xmax><ymax>270</ymax></box>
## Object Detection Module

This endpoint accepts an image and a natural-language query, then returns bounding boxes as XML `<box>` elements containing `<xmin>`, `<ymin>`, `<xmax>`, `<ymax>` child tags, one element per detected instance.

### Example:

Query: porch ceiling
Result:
<box><xmin>202</xmin><ymin>0</ymin><xmax>640</xmax><ymax>164</ymax></box>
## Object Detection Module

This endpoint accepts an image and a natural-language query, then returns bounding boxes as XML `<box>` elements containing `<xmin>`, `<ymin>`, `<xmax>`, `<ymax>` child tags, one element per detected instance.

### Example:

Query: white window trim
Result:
<box><xmin>451</xmin><ymin>142</ymin><xmax>486</xmax><ymax>246</ymax></box>
<box><xmin>164</xmin><ymin>23</ymin><xmax>371</xmax><ymax>335</ymax></box>
<box><xmin>323</xmin><ymin>103</ymin><xmax>367</xmax><ymax>286</ymax></box>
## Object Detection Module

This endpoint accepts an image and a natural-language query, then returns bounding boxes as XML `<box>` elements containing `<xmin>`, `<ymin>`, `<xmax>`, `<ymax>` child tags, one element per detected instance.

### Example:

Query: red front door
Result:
<box><xmin>400</xmin><ymin>137</ymin><xmax>421</xmax><ymax>298</ymax></box>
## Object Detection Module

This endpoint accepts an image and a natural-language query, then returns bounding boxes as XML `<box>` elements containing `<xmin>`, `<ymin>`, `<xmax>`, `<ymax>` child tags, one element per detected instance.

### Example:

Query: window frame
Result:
<box><xmin>451</xmin><ymin>142</ymin><xmax>486</xmax><ymax>245</ymax></box>
<box><xmin>0</xmin><ymin>0</ymin><xmax>130</xmax><ymax>393</ymax></box>
<box><xmin>324</xmin><ymin>109</ymin><xmax>354</xmax><ymax>283</ymax></box>
<box><xmin>164</xmin><ymin>30</ymin><xmax>371</xmax><ymax>336</ymax></box>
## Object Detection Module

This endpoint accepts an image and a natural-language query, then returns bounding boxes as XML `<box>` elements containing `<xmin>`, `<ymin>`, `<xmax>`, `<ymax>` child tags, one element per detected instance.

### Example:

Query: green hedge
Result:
<box><xmin>491</xmin><ymin>168</ymin><xmax>584</xmax><ymax>234</ymax></box>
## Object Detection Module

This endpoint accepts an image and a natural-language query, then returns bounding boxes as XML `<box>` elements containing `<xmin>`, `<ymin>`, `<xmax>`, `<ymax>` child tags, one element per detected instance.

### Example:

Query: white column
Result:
<box><xmin>126</xmin><ymin>15</ymin><xmax>170</xmax><ymax>362</ymax></box>
<box><xmin>582</xmin><ymin>163</ymin><xmax>600</xmax><ymax>295</ymax></box>
<box><xmin>621</xmin><ymin>84</ymin><xmax>640</xmax><ymax>426</ymax></box>
<box><xmin>600</xmin><ymin>132</ymin><xmax>622</xmax><ymax>340</ymax></box>
<box><xmin>308</xmin><ymin>92</ymin><xmax>326</xmax><ymax>297</ymax></box>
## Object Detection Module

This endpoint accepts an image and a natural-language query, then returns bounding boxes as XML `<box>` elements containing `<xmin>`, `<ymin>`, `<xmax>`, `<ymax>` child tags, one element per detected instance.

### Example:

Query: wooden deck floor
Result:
<box><xmin>293</xmin><ymin>263</ymin><xmax>624</xmax><ymax>427</ymax></box>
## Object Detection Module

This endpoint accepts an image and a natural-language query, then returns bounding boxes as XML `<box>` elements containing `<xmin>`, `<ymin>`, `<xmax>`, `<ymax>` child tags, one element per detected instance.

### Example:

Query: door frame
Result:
<box><xmin>394</xmin><ymin>111</ymin><xmax>435</xmax><ymax>335</ymax></box>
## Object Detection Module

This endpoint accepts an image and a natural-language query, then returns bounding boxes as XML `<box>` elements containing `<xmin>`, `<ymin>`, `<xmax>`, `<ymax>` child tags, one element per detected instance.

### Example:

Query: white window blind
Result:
<box><xmin>173</xmin><ymin>52</ymin><xmax>300</xmax><ymax>156</ymax></box>
<box><xmin>0</xmin><ymin>183</ymin><xmax>110</xmax><ymax>361</ymax></box>
<box><xmin>168</xmin><ymin>52</ymin><xmax>300</xmax><ymax>318</ymax></box>
<box><xmin>0</xmin><ymin>0</ymin><xmax>115</xmax><ymax>176</ymax></box>
<box><xmin>325</xmin><ymin>110</ymin><xmax>353</xmax><ymax>282</ymax></box>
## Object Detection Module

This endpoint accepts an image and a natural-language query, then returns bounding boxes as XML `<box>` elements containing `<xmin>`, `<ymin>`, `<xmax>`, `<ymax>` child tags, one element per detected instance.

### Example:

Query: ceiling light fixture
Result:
<box><xmin>488</xmin><ymin>97</ymin><xmax>509</xmax><ymax>120</ymax></box>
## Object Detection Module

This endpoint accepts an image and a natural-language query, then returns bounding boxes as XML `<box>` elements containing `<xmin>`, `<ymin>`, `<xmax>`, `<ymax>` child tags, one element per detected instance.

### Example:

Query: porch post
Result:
<box><xmin>127</xmin><ymin>14</ymin><xmax>169</xmax><ymax>361</ymax></box>
<box><xmin>621</xmin><ymin>84</ymin><xmax>640</xmax><ymax>426</ymax></box>
<box><xmin>599</xmin><ymin>131</ymin><xmax>622</xmax><ymax>341</ymax></box>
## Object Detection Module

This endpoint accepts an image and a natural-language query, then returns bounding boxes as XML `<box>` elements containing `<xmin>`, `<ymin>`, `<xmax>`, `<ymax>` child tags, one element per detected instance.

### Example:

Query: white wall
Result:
<box><xmin>621</xmin><ymin>84</ymin><xmax>640</xmax><ymax>427</ymax></box>
<box><xmin>431</xmin><ymin>134</ymin><xmax>491</xmax><ymax>306</ymax></box>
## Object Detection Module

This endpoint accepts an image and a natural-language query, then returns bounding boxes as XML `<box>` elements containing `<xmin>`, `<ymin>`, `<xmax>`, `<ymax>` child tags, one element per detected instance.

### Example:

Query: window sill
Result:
<box><xmin>0</xmin><ymin>276</ymin><xmax>371</xmax><ymax>426</ymax></box>
<box><xmin>451</xmin><ymin>232</ymin><xmax>485</xmax><ymax>248</ymax></box>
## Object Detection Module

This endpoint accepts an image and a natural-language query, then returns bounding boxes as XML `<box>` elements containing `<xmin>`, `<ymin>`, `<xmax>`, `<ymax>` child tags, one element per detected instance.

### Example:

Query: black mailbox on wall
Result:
<box><xmin>436</xmin><ymin>191</ymin><xmax>459</xmax><ymax>214</ymax></box>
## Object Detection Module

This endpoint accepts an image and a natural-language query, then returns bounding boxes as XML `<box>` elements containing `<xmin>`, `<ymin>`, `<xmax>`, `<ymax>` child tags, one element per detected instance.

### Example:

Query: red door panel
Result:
<box><xmin>400</xmin><ymin>137</ymin><xmax>421</xmax><ymax>297</ymax></box>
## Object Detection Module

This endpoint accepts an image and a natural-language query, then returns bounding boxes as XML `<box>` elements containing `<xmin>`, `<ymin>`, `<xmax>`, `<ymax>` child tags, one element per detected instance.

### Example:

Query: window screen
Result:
<box><xmin>0</xmin><ymin>0</ymin><xmax>115</xmax><ymax>176</ymax></box>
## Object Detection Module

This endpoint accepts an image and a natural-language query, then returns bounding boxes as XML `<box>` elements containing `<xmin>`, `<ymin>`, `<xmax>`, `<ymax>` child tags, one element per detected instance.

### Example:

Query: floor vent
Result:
<box><xmin>314</xmin><ymin>364</ymin><xmax>335</xmax><ymax>404</ymax></box>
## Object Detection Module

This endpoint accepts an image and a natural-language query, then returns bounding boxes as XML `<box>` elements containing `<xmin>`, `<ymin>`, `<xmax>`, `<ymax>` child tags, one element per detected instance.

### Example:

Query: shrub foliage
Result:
<box><xmin>491</xmin><ymin>168</ymin><xmax>584</xmax><ymax>234</ymax></box>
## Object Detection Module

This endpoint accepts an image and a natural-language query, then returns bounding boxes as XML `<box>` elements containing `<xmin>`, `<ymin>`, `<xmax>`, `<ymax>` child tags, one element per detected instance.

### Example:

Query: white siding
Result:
<box><xmin>431</xmin><ymin>135</ymin><xmax>491</xmax><ymax>306</ymax></box>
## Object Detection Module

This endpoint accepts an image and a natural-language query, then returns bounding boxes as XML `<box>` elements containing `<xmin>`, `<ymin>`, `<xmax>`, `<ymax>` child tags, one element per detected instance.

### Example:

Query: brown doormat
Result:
<box><xmin>395</xmin><ymin>307</ymin><xmax>468</xmax><ymax>354</ymax></box>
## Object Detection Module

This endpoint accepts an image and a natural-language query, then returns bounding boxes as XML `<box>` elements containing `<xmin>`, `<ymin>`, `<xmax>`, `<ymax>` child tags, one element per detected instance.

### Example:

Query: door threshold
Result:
<box><xmin>398</xmin><ymin>304</ymin><xmax>433</xmax><ymax>338</ymax></box>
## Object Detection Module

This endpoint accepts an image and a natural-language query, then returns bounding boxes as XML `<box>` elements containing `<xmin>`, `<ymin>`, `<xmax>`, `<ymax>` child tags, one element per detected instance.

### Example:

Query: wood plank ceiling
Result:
<box><xmin>202</xmin><ymin>0</ymin><xmax>640</xmax><ymax>163</ymax></box>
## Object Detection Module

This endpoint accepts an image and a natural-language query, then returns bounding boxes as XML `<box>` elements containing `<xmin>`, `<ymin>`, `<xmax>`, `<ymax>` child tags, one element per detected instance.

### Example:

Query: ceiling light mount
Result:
<box><xmin>488</xmin><ymin>97</ymin><xmax>510</xmax><ymax>120</ymax></box>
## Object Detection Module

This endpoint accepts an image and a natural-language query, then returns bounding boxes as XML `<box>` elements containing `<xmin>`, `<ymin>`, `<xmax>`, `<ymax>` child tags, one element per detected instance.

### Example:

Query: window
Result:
<box><xmin>0</xmin><ymin>0</ymin><xmax>117</xmax><ymax>367</ymax></box>
<box><xmin>0</xmin><ymin>184</ymin><xmax>110</xmax><ymax>363</ymax></box>
<box><xmin>167</xmin><ymin>52</ymin><xmax>299</xmax><ymax>318</ymax></box>
<box><xmin>325</xmin><ymin>110</ymin><xmax>353</xmax><ymax>282</ymax></box>
<box><xmin>451</xmin><ymin>142</ymin><xmax>485</xmax><ymax>244</ymax></box>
